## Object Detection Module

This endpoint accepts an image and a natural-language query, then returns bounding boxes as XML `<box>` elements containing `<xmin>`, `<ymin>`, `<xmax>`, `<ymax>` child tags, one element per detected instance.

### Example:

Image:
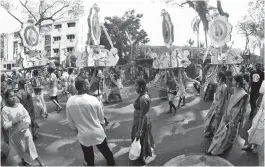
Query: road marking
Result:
<box><xmin>45</xmin><ymin>137</ymin><xmax>77</xmax><ymax>153</ymax></box>
<box><xmin>38</xmin><ymin>132</ymin><xmax>63</xmax><ymax>139</ymax></box>
<box><xmin>108</xmin><ymin>138</ymin><xmax>131</xmax><ymax>142</ymax></box>
<box><xmin>113</xmin><ymin>147</ymin><xmax>130</xmax><ymax>157</ymax></box>
<box><xmin>13</xmin><ymin>155</ymin><xmax>20</xmax><ymax>163</ymax></box>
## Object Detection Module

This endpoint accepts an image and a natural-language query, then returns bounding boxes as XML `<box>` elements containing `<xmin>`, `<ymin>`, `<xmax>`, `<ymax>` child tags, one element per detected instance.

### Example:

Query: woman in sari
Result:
<box><xmin>204</xmin><ymin>71</ymin><xmax>228</xmax><ymax>137</ymax></box>
<box><xmin>15</xmin><ymin>80</ymin><xmax>39</xmax><ymax>140</ymax></box>
<box><xmin>206</xmin><ymin>75</ymin><xmax>249</xmax><ymax>155</ymax></box>
<box><xmin>203</xmin><ymin>66</ymin><xmax>218</xmax><ymax>101</ymax></box>
<box><xmin>2</xmin><ymin>89</ymin><xmax>45</xmax><ymax>166</ymax></box>
<box><xmin>242</xmin><ymin>80</ymin><xmax>264</xmax><ymax>153</ymax></box>
<box><xmin>131</xmin><ymin>78</ymin><xmax>155</xmax><ymax>163</ymax></box>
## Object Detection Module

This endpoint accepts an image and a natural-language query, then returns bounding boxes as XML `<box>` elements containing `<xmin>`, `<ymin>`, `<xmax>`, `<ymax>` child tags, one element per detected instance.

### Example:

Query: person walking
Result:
<box><xmin>2</xmin><ymin>89</ymin><xmax>45</xmax><ymax>166</ymax></box>
<box><xmin>16</xmin><ymin>80</ymin><xmax>39</xmax><ymax>140</ymax></box>
<box><xmin>31</xmin><ymin>70</ymin><xmax>48</xmax><ymax>118</ymax></box>
<box><xmin>131</xmin><ymin>78</ymin><xmax>155</xmax><ymax>164</ymax></box>
<box><xmin>47</xmin><ymin>67</ymin><xmax>63</xmax><ymax>112</ymax></box>
<box><xmin>248</xmin><ymin>63</ymin><xmax>264</xmax><ymax>119</ymax></box>
<box><xmin>66</xmin><ymin>76</ymin><xmax>115</xmax><ymax>166</ymax></box>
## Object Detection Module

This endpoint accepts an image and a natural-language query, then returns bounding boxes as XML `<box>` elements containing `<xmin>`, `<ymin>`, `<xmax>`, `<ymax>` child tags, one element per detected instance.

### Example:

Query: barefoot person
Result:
<box><xmin>131</xmin><ymin>78</ymin><xmax>155</xmax><ymax>164</ymax></box>
<box><xmin>47</xmin><ymin>67</ymin><xmax>62</xmax><ymax>112</ymax></box>
<box><xmin>16</xmin><ymin>80</ymin><xmax>39</xmax><ymax>140</ymax></box>
<box><xmin>31</xmin><ymin>70</ymin><xmax>48</xmax><ymax>118</ymax></box>
<box><xmin>206</xmin><ymin>75</ymin><xmax>249</xmax><ymax>155</ymax></box>
<box><xmin>2</xmin><ymin>89</ymin><xmax>45</xmax><ymax>166</ymax></box>
<box><xmin>204</xmin><ymin>71</ymin><xmax>228</xmax><ymax>137</ymax></box>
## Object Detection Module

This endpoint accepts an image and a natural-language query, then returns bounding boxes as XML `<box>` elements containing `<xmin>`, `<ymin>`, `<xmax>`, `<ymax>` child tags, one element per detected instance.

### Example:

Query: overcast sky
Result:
<box><xmin>0</xmin><ymin>0</ymin><xmax>251</xmax><ymax>50</ymax></box>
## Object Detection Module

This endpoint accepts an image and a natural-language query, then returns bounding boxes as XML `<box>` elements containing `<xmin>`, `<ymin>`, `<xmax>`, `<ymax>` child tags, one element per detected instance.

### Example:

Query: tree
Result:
<box><xmin>191</xmin><ymin>16</ymin><xmax>201</xmax><ymax>47</ymax></box>
<box><xmin>100</xmin><ymin>10</ymin><xmax>150</xmax><ymax>61</ymax></box>
<box><xmin>187</xmin><ymin>38</ymin><xmax>194</xmax><ymax>47</ymax></box>
<box><xmin>0</xmin><ymin>0</ymin><xmax>84</xmax><ymax>31</ymax></box>
<box><xmin>164</xmin><ymin>0</ymin><xmax>229</xmax><ymax>47</ymax></box>
<box><xmin>237</xmin><ymin>0</ymin><xmax>264</xmax><ymax>55</ymax></box>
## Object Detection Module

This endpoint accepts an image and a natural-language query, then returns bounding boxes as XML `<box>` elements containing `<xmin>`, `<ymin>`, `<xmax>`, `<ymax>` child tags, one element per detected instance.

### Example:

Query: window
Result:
<box><xmin>53</xmin><ymin>48</ymin><xmax>59</xmax><ymax>54</ymax></box>
<box><xmin>14</xmin><ymin>32</ymin><xmax>20</xmax><ymax>38</ymax></box>
<box><xmin>7</xmin><ymin>64</ymin><xmax>11</xmax><ymax>70</ymax></box>
<box><xmin>12</xmin><ymin>64</ymin><xmax>15</xmax><ymax>67</ymax></box>
<box><xmin>53</xmin><ymin>36</ymin><xmax>61</xmax><ymax>41</ymax></box>
<box><xmin>67</xmin><ymin>22</ymin><xmax>76</xmax><ymax>27</ymax></box>
<box><xmin>67</xmin><ymin>34</ymin><xmax>75</xmax><ymax>40</ymax></box>
<box><xmin>54</xmin><ymin>24</ymin><xmax>62</xmax><ymax>29</ymax></box>
<box><xmin>67</xmin><ymin>47</ymin><xmax>74</xmax><ymax>52</ymax></box>
<box><xmin>4</xmin><ymin>64</ymin><xmax>6</xmax><ymax>68</ymax></box>
<box><xmin>45</xmin><ymin>36</ymin><xmax>51</xmax><ymax>41</ymax></box>
<box><xmin>13</xmin><ymin>41</ymin><xmax>18</xmax><ymax>55</ymax></box>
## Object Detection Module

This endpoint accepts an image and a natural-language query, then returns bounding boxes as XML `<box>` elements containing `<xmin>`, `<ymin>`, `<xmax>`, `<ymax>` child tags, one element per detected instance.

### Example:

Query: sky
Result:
<box><xmin>0</xmin><ymin>0</ymin><xmax>251</xmax><ymax>50</ymax></box>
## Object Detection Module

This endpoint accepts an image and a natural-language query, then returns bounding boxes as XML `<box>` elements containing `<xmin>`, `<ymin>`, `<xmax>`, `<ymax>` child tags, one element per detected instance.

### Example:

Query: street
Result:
<box><xmin>2</xmin><ymin>82</ymin><xmax>264</xmax><ymax>166</ymax></box>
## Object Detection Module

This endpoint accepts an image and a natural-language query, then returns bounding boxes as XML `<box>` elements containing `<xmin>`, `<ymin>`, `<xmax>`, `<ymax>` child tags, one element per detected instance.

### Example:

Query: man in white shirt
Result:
<box><xmin>66</xmin><ymin>76</ymin><xmax>115</xmax><ymax>166</ymax></box>
<box><xmin>47</xmin><ymin>67</ymin><xmax>62</xmax><ymax>112</ymax></box>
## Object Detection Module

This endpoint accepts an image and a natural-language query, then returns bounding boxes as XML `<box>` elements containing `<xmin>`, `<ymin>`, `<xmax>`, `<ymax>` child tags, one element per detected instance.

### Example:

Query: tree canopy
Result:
<box><xmin>237</xmin><ymin>0</ymin><xmax>264</xmax><ymax>52</ymax></box>
<box><xmin>100</xmin><ymin>10</ymin><xmax>150</xmax><ymax>62</ymax></box>
<box><xmin>0</xmin><ymin>0</ymin><xmax>84</xmax><ymax>28</ymax></box>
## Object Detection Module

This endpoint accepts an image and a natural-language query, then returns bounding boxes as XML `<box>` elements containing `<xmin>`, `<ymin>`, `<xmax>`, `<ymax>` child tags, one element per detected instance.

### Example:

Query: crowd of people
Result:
<box><xmin>0</xmin><ymin>61</ymin><xmax>264</xmax><ymax>166</ymax></box>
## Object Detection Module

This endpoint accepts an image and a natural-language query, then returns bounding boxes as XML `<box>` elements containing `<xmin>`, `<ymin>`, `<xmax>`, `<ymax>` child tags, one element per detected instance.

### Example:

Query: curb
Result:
<box><xmin>163</xmin><ymin>153</ymin><xmax>234</xmax><ymax>166</ymax></box>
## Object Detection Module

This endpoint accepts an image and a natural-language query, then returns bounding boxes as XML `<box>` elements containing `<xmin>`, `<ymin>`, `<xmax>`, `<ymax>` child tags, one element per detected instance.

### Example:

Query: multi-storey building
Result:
<box><xmin>41</xmin><ymin>17</ymin><xmax>87</xmax><ymax>58</ymax></box>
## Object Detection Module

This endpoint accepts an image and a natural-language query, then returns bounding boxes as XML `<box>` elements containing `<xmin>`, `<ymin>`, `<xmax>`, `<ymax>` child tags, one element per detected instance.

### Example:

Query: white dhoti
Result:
<box><xmin>11</xmin><ymin>129</ymin><xmax>38</xmax><ymax>161</ymax></box>
<box><xmin>177</xmin><ymin>87</ymin><xmax>186</xmax><ymax>98</ymax></box>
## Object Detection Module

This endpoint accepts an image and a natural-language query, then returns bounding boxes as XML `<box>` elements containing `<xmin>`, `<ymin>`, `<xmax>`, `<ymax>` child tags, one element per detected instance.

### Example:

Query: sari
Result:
<box><xmin>16</xmin><ymin>89</ymin><xmax>38</xmax><ymax>138</ymax></box>
<box><xmin>247</xmin><ymin>81</ymin><xmax>265</xmax><ymax>145</ymax></box>
<box><xmin>207</xmin><ymin>88</ymin><xmax>249</xmax><ymax>155</ymax></box>
<box><xmin>203</xmin><ymin>67</ymin><xmax>217</xmax><ymax>101</ymax></box>
<box><xmin>131</xmin><ymin>93</ymin><xmax>155</xmax><ymax>160</ymax></box>
<box><xmin>204</xmin><ymin>83</ymin><xmax>228</xmax><ymax>137</ymax></box>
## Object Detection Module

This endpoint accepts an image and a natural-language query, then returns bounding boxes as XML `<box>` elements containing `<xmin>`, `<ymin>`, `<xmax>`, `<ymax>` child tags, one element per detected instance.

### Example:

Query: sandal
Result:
<box><xmin>241</xmin><ymin>144</ymin><xmax>252</xmax><ymax>151</ymax></box>
<box><xmin>251</xmin><ymin>145</ymin><xmax>258</xmax><ymax>153</ymax></box>
<box><xmin>22</xmin><ymin>160</ymin><xmax>31</xmax><ymax>166</ymax></box>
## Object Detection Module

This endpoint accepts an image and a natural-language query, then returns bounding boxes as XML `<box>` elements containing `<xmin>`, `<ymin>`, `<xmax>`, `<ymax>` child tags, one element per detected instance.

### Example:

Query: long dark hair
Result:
<box><xmin>218</xmin><ymin>71</ymin><xmax>226</xmax><ymax>83</ymax></box>
<box><xmin>136</xmin><ymin>78</ymin><xmax>150</xmax><ymax>99</ymax></box>
<box><xmin>234</xmin><ymin>74</ymin><xmax>244</xmax><ymax>88</ymax></box>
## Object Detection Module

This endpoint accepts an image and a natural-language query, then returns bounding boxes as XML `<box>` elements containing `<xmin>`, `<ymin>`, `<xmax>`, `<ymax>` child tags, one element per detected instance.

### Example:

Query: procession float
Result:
<box><xmin>202</xmin><ymin>14</ymin><xmax>243</xmax><ymax>101</ymax></box>
<box><xmin>75</xmin><ymin>4</ymin><xmax>120</xmax><ymax>103</ymax></box>
<box><xmin>12</xmin><ymin>16</ymin><xmax>51</xmax><ymax>91</ymax></box>
<box><xmin>147</xmin><ymin>9</ymin><xmax>192</xmax><ymax>99</ymax></box>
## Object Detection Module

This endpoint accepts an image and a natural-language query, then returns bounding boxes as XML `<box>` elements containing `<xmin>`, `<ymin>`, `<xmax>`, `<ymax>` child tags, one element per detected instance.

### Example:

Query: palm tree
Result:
<box><xmin>191</xmin><ymin>16</ymin><xmax>201</xmax><ymax>47</ymax></box>
<box><xmin>166</xmin><ymin>0</ymin><xmax>229</xmax><ymax>48</ymax></box>
<box><xmin>187</xmin><ymin>38</ymin><xmax>195</xmax><ymax>47</ymax></box>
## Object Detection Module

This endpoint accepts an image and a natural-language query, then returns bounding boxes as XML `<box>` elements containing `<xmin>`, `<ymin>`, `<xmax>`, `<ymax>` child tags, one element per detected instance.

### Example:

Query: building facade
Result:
<box><xmin>41</xmin><ymin>17</ymin><xmax>87</xmax><ymax>58</ymax></box>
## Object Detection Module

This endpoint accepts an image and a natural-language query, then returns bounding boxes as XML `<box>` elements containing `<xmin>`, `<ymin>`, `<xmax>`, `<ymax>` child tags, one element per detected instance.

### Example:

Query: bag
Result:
<box><xmin>129</xmin><ymin>138</ymin><xmax>141</xmax><ymax>160</ymax></box>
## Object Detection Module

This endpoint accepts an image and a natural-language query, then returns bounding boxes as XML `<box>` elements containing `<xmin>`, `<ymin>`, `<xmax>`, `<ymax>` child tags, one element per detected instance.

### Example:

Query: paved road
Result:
<box><xmin>2</xmin><ymin>83</ymin><xmax>263</xmax><ymax>166</ymax></box>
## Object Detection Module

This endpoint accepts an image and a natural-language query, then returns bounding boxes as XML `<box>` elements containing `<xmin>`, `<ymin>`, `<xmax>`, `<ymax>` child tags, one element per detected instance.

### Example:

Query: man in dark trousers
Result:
<box><xmin>66</xmin><ymin>76</ymin><xmax>115</xmax><ymax>166</ymax></box>
<box><xmin>249</xmin><ymin>63</ymin><xmax>264</xmax><ymax>119</ymax></box>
